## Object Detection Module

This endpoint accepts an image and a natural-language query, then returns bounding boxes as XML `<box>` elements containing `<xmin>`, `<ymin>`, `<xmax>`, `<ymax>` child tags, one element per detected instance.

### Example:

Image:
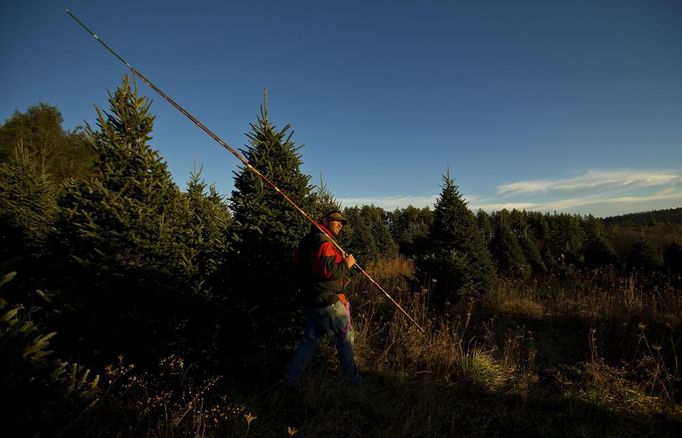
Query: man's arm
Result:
<box><xmin>317</xmin><ymin>241</ymin><xmax>353</xmax><ymax>279</ymax></box>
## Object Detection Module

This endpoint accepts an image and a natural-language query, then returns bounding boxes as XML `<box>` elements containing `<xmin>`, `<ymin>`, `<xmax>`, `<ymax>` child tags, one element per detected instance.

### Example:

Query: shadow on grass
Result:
<box><xmin>241</xmin><ymin>368</ymin><xmax>681</xmax><ymax>438</ymax></box>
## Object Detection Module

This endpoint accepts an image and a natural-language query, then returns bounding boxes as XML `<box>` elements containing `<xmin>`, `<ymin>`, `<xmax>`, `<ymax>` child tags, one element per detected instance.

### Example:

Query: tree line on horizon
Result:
<box><xmin>1</xmin><ymin>76</ymin><xmax>682</xmax><ymax>434</ymax></box>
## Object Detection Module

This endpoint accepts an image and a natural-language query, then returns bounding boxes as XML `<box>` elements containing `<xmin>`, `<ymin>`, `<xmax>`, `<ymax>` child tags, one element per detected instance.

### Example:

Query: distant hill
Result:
<box><xmin>603</xmin><ymin>207</ymin><xmax>682</xmax><ymax>226</ymax></box>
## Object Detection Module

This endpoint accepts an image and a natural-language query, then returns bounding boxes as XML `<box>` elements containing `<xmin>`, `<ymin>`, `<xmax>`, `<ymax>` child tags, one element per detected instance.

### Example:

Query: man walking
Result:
<box><xmin>285</xmin><ymin>210</ymin><xmax>362</xmax><ymax>384</ymax></box>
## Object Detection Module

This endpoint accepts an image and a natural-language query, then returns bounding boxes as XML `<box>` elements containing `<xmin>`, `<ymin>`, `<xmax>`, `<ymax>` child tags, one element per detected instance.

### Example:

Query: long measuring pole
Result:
<box><xmin>65</xmin><ymin>9</ymin><xmax>425</xmax><ymax>333</ymax></box>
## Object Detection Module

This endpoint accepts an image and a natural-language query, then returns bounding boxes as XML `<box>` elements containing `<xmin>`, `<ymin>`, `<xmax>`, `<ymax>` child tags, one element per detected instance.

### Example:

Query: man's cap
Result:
<box><xmin>323</xmin><ymin>210</ymin><xmax>347</xmax><ymax>224</ymax></box>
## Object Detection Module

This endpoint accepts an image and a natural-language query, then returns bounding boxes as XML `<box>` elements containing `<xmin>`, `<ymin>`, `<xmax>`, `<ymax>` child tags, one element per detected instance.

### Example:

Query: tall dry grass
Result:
<box><xmin>79</xmin><ymin>258</ymin><xmax>681</xmax><ymax>436</ymax></box>
<box><xmin>485</xmin><ymin>268</ymin><xmax>682</xmax><ymax>326</ymax></box>
<box><xmin>481</xmin><ymin>267</ymin><xmax>682</xmax><ymax>414</ymax></box>
<box><xmin>350</xmin><ymin>257</ymin><xmax>525</xmax><ymax>391</ymax></box>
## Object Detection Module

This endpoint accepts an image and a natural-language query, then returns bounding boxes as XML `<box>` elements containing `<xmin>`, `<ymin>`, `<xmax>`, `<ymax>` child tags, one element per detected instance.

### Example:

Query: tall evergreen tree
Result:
<box><xmin>626</xmin><ymin>238</ymin><xmax>662</xmax><ymax>272</ymax></box>
<box><xmin>582</xmin><ymin>214</ymin><xmax>606</xmax><ymax>242</ymax></box>
<box><xmin>0</xmin><ymin>145</ymin><xmax>57</xmax><ymax>264</ymax></box>
<box><xmin>583</xmin><ymin>237</ymin><xmax>618</xmax><ymax>269</ymax></box>
<box><xmin>230</xmin><ymin>104</ymin><xmax>313</xmax><ymax>265</ymax></box>
<box><xmin>184</xmin><ymin>167</ymin><xmax>233</xmax><ymax>292</ymax></box>
<box><xmin>509</xmin><ymin>210</ymin><xmax>546</xmax><ymax>274</ymax></box>
<box><xmin>228</xmin><ymin>101</ymin><xmax>315</xmax><ymax>368</ymax></box>
<box><xmin>476</xmin><ymin>209</ymin><xmax>494</xmax><ymax>248</ymax></box>
<box><xmin>178</xmin><ymin>168</ymin><xmax>234</xmax><ymax>365</ymax></box>
<box><xmin>56</xmin><ymin>76</ymin><xmax>190</xmax><ymax>364</ymax></box>
<box><xmin>342</xmin><ymin>205</ymin><xmax>398</xmax><ymax>262</ymax></box>
<box><xmin>342</xmin><ymin>206</ymin><xmax>378</xmax><ymax>263</ymax></box>
<box><xmin>580</xmin><ymin>214</ymin><xmax>617</xmax><ymax>269</ymax></box>
<box><xmin>419</xmin><ymin>172</ymin><xmax>496</xmax><ymax>305</ymax></box>
<box><xmin>388</xmin><ymin>205</ymin><xmax>433</xmax><ymax>257</ymax></box>
<box><xmin>367</xmin><ymin>205</ymin><xmax>399</xmax><ymax>260</ymax></box>
<box><xmin>489</xmin><ymin>210</ymin><xmax>531</xmax><ymax>279</ymax></box>
<box><xmin>547</xmin><ymin>213</ymin><xmax>586</xmax><ymax>267</ymax></box>
<box><xmin>60</xmin><ymin>76</ymin><xmax>187</xmax><ymax>275</ymax></box>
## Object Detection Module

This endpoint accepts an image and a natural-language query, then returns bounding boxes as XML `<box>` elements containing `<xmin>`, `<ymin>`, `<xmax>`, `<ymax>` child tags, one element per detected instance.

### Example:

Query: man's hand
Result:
<box><xmin>345</xmin><ymin>254</ymin><xmax>356</xmax><ymax>268</ymax></box>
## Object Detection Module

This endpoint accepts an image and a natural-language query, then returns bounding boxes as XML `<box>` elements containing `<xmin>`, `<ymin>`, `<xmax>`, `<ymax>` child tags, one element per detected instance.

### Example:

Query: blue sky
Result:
<box><xmin>2</xmin><ymin>0</ymin><xmax>681</xmax><ymax>217</ymax></box>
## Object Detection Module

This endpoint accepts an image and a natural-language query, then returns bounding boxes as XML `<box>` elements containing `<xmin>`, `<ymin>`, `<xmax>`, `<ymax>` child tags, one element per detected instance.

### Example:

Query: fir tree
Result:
<box><xmin>509</xmin><ymin>210</ymin><xmax>546</xmax><ymax>274</ymax></box>
<box><xmin>60</xmin><ymin>76</ymin><xmax>187</xmax><ymax>276</ymax></box>
<box><xmin>342</xmin><ymin>205</ymin><xmax>398</xmax><ymax>262</ymax></box>
<box><xmin>583</xmin><ymin>238</ymin><xmax>618</xmax><ymax>269</ymax></box>
<box><xmin>179</xmin><ymin>168</ymin><xmax>235</xmax><ymax>364</ymax></box>
<box><xmin>341</xmin><ymin>206</ymin><xmax>377</xmax><ymax>263</ymax></box>
<box><xmin>627</xmin><ymin>238</ymin><xmax>662</xmax><ymax>272</ymax></box>
<box><xmin>0</xmin><ymin>145</ymin><xmax>60</xmax><ymax>313</ymax></box>
<box><xmin>366</xmin><ymin>205</ymin><xmax>399</xmax><ymax>260</ymax></box>
<box><xmin>0</xmin><ymin>273</ymin><xmax>97</xmax><ymax>436</ymax></box>
<box><xmin>56</xmin><ymin>75</ymin><xmax>190</xmax><ymax>363</ymax></box>
<box><xmin>476</xmin><ymin>209</ymin><xmax>494</xmax><ymax>247</ymax></box>
<box><xmin>184</xmin><ymin>166</ymin><xmax>233</xmax><ymax>292</ymax></box>
<box><xmin>548</xmin><ymin>213</ymin><xmax>586</xmax><ymax>267</ymax></box>
<box><xmin>388</xmin><ymin>205</ymin><xmax>433</xmax><ymax>257</ymax></box>
<box><xmin>0</xmin><ymin>145</ymin><xmax>57</xmax><ymax>263</ymax></box>
<box><xmin>419</xmin><ymin>172</ymin><xmax>496</xmax><ymax>304</ymax></box>
<box><xmin>489</xmin><ymin>210</ymin><xmax>531</xmax><ymax>279</ymax></box>
<box><xmin>230</xmin><ymin>103</ymin><xmax>313</xmax><ymax>267</ymax></box>
<box><xmin>582</xmin><ymin>215</ymin><xmax>606</xmax><ymax>242</ymax></box>
<box><xmin>228</xmin><ymin>101</ymin><xmax>315</xmax><ymax>368</ymax></box>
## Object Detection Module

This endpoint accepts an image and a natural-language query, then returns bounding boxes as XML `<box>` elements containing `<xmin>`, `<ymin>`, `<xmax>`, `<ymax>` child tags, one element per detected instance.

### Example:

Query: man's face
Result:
<box><xmin>327</xmin><ymin>219</ymin><xmax>344</xmax><ymax>236</ymax></box>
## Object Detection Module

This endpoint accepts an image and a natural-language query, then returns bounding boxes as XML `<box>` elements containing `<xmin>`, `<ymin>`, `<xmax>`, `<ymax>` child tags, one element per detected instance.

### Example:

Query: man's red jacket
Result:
<box><xmin>293</xmin><ymin>223</ymin><xmax>350</xmax><ymax>308</ymax></box>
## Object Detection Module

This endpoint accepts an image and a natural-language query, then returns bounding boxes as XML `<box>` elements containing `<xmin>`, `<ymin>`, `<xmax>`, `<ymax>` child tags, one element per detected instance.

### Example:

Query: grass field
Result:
<box><xmin>87</xmin><ymin>258</ymin><xmax>682</xmax><ymax>437</ymax></box>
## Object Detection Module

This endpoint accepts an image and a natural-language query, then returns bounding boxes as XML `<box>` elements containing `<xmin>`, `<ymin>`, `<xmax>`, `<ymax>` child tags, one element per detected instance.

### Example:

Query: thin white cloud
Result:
<box><xmin>602</xmin><ymin>188</ymin><xmax>682</xmax><ymax>205</ymax></box>
<box><xmin>338</xmin><ymin>195</ymin><xmax>439</xmax><ymax>210</ymax></box>
<box><xmin>468</xmin><ymin>202</ymin><xmax>540</xmax><ymax>211</ymax></box>
<box><xmin>497</xmin><ymin>169</ymin><xmax>680</xmax><ymax>196</ymax></box>
<box><xmin>474</xmin><ymin>189</ymin><xmax>682</xmax><ymax>213</ymax></box>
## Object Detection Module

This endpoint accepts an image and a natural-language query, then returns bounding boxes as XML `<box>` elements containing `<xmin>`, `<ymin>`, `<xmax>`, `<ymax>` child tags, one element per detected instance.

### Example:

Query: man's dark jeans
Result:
<box><xmin>286</xmin><ymin>300</ymin><xmax>362</xmax><ymax>384</ymax></box>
